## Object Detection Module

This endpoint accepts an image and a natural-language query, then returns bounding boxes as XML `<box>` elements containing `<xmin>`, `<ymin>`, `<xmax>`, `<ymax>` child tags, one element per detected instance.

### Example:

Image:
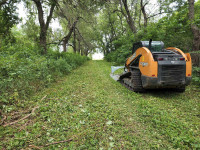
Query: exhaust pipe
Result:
<box><xmin>149</xmin><ymin>39</ymin><xmax>152</xmax><ymax>51</ymax></box>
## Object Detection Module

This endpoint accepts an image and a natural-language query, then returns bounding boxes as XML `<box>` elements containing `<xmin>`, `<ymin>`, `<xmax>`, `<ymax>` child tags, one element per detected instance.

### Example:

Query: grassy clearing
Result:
<box><xmin>1</xmin><ymin>60</ymin><xmax>200</xmax><ymax>149</ymax></box>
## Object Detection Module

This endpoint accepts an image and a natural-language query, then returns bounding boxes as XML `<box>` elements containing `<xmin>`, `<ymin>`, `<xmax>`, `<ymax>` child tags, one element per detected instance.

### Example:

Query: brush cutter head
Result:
<box><xmin>110</xmin><ymin>66</ymin><xmax>124</xmax><ymax>81</ymax></box>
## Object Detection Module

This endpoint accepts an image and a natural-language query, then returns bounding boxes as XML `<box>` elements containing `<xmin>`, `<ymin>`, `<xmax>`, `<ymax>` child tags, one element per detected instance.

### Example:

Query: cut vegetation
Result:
<box><xmin>1</xmin><ymin>61</ymin><xmax>200</xmax><ymax>149</ymax></box>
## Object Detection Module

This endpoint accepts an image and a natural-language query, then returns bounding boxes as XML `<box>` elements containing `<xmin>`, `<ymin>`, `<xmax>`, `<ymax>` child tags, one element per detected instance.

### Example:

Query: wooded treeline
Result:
<box><xmin>97</xmin><ymin>0</ymin><xmax>200</xmax><ymax>64</ymax></box>
<box><xmin>0</xmin><ymin>0</ymin><xmax>104</xmax><ymax>56</ymax></box>
<box><xmin>0</xmin><ymin>0</ymin><xmax>200</xmax><ymax>57</ymax></box>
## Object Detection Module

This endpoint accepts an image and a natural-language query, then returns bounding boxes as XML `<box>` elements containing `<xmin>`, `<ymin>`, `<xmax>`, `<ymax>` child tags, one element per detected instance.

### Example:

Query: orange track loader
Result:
<box><xmin>111</xmin><ymin>40</ymin><xmax>192</xmax><ymax>92</ymax></box>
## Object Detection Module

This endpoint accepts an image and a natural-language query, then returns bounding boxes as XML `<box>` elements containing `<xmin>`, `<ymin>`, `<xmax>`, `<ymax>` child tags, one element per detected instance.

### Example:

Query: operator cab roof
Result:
<box><xmin>132</xmin><ymin>41</ymin><xmax>164</xmax><ymax>54</ymax></box>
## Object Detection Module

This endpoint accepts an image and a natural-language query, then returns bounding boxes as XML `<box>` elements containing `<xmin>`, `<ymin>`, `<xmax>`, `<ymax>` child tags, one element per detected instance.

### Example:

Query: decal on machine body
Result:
<box><xmin>140</xmin><ymin>62</ymin><xmax>148</xmax><ymax>67</ymax></box>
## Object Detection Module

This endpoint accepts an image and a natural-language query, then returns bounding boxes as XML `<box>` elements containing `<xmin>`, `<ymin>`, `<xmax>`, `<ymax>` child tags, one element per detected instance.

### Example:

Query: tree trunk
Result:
<box><xmin>188</xmin><ymin>0</ymin><xmax>200</xmax><ymax>51</ymax></box>
<box><xmin>73</xmin><ymin>28</ymin><xmax>76</xmax><ymax>53</ymax></box>
<box><xmin>62</xmin><ymin>27</ymin><xmax>74</xmax><ymax>52</ymax></box>
<box><xmin>84</xmin><ymin>48</ymin><xmax>88</xmax><ymax>56</ymax></box>
<box><xmin>81</xmin><ymin>49</ymin><xmax>84</xmax><ymax>56</ymax></box>
<box><xmin>139</xmin><ymin>8</ymin><xmax>141</xmax><ymax>29</ymax></box>
<box><xmin>191</xmin><ymin>25</ymin><xmax>200</xmax><ymax>50</ymax></box>
<box><xmin>108</xmin><ymin>10</ymin><xmax>116</xmax><ymax>38</ymax></box>
<box><xmin>62</xmin><ymin>18</ymin><xmax>79</xmax><ymax>52</ymax></box>
<box><xmin>63</xmin><ymin>40</ymin><xmax>67</xmax><ymax>52</ymax></box>
<box><xmin>77</xmin><ymin>35</ymin><xmax>81</xmax><ymax>54</ymax></box>
<box><xmin>40</xmin><ymin>36</ymin><xmax>47</xmax><ymax>54</ymax></box>
<box><xmin>40</xmin><ymin>26</ymin><xmax>47</xmax><ymax>54</ymax></box>
<box><xmin>121</xmin><ymin>0</ymin><xmax>137</xmax><ymax>33</ymax></box>
<box><xmin>141</xmin><ymin>0</ymin><xmax>148</xmax><ymax>27</ymax></box>
<box><xmin>85</xmin><ymin>50</ymin><xmax>88</xmax><ymax>56</ymax></box>
<box><xmin>103</xmin><ymin>49</ymin><xmax>106</xmax><ymax>56</ymax></box>
<box><xmin>32</xmin><ymin>0</ymin><xmax>56</xmax><ymax>54</ymax></box>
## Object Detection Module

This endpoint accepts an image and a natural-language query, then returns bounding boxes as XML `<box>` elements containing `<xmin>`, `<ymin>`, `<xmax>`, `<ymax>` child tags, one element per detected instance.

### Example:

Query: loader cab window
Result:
<box><xmin>132</xmin><ymin>41</ymin><xmax>164</xmax><ymax>53</ymax></box>
<box><xmin>142</xmin><ymin>41</ymin><xmax>164</xmax><ymax>52</ymax></box>
<box><xmin>150</xmin><ymin>42</ymin><xmax>164</xmax><ymax>52</ymax></box>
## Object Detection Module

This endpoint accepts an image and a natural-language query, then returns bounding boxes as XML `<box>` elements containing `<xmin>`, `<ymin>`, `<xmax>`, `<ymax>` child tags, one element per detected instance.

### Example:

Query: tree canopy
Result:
<box><xmin>0</xmin><ymin>0</ymin><xmax>200</xmax><ymax>55</ymax></box>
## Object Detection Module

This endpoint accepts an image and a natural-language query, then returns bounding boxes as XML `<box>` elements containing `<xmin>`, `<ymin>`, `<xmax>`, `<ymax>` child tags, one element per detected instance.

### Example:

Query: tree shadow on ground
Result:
<box><xmin>142</xmin><ymin>88</ymin><xmax>183</xmax><ymax>100</ymax></box>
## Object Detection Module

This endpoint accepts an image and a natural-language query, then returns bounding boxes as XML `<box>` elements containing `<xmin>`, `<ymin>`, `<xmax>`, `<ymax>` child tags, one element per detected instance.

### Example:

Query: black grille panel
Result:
<box><xmin>160</xmin><ymin>65</ymin><xmax>185</xmax><ymax>83</ymax></box>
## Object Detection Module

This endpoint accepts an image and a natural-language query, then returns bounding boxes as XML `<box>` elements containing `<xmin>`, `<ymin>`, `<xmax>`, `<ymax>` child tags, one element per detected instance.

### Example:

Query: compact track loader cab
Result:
<box><xmin>118</xmin><ymin>40</ymin><xmax>192</xmax><ymax>92</ymax></box>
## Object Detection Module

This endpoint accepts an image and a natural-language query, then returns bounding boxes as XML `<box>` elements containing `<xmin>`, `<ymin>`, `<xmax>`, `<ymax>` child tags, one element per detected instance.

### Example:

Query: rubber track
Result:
<box><xmin>119</xmin><ymin>79</ymin><xmax>135</xmax><ymax>92</ymax></box>
<box><xmin>131</xmin><ymin>70</ymin><xmax>145</xmax><ymax>92</ymax></box>
<box><xmin>120</xmin><ymin>70</ymin><xmax>145</xmax><ymax>92</ymax></box>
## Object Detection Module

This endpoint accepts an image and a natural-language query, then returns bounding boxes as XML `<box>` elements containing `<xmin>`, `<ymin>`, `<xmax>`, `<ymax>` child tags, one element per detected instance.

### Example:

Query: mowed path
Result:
<box><xmin>2</xmin><ymin>61</ymin><xmax>200</xmax><ymax>149</ymax></box>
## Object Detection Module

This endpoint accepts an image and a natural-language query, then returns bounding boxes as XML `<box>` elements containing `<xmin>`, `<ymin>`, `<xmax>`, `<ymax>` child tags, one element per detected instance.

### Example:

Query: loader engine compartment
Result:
<box><xmin>147</xmin><ymin>53</ymin><xmax>186</xmax><ymax>88</ymax></box>
<box><xmin>143</xmin><ymin>50</ymin><xmax>187</xmax><ymax>88</ymax></box>
<box><xmin>152</xmin><ymin>53</ymin><xmax>185</xmax><ymax>61</ymax></box>
<box><xmin>151</xmin><ymin>51</ymin><xmax>186</xmax><ymax>86</ymax></box>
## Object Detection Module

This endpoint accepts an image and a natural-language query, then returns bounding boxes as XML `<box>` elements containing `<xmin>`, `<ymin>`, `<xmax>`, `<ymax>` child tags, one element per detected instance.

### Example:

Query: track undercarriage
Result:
<box><xmin>119</xmin><ymin>69</ymin><xmax>145</xmax><ymax>92</ymax></box>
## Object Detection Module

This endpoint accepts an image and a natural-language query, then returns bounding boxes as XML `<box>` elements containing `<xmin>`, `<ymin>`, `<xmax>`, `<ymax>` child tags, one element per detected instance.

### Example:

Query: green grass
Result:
<box><xmin>1</xmin><ymin>60</ymin><xmax>200</xmax><ymax>149</ymax></box>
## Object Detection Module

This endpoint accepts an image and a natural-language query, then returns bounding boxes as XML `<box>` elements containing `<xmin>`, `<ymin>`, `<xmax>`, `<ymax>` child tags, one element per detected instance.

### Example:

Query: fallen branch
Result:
<box><xmin>3</xmin><ymin>106</ymin><xmax>39</xmax><ymax>127</ymax></box>
<box><xmin>11</xmin><ymin>109</ymin><xmax>30</xmax><ymax>116</ymax></box>
<box><xmin>43</xmin><ymin>138</ymin><xmax>74</xmax><ymax>147</ymax></box>
<box><xmin>28</xmin><ymin>137</ymin><xmax>75</xmax><ymax>149</ymax></box>
<box><xmin>29</xmin><ymin>145</ymin><xmax>41</xmax><ymax>150</ymax></box>
<box><xmin>2</xmin><ymin>95</ymin><xmax>46</xmax><ymax>127</ymax></box>
<box><xmin>41</xmin><ymin>95</ymin><xmax>47</xmax><ymax>101</ymax></box>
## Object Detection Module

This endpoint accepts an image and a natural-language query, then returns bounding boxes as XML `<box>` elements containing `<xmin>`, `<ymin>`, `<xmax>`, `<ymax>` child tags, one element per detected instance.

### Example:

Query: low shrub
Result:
<box><xmin>0</xmin><ymin>45</ymin><xmax>89</xmax><ymax>105</ymax></box>
<box><xmin>105</xmin><ymin>49</ymin><xmax>131</xmax><ymax>65</ymax></box>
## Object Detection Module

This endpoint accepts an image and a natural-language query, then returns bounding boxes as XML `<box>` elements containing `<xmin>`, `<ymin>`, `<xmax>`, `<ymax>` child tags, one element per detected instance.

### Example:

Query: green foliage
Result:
<box><xmin>104</xmin><ymin>1</ymin><xmax>200</xmax><ymax>65</ymax></box>
<box><xmin>22</xmin><ymin>16</ymin><xmax>40</xmax><ymax>43</ymax></box>
<box><xmin>105</xmin><ymin>34</ymin><xmax>134</xmax><ymax>65</ymax></box>
<box><xmin>195</xmin><ymin>0</ymin><xmax>200</xmax><ymax>29</ymax></box>
<box><xmin>0</xmin><ymin>0</ymin><xmax>19</xmax><ymax>39</ymax></box>
<box><xmin>192</xmin><ymin>67</ymin><xmax>200</xmax><ymax>85</ymax></box>
<box><xmin>0</xmin><ymin>42</ymin><xmax>89</xmax><ymax>105</ymax></box>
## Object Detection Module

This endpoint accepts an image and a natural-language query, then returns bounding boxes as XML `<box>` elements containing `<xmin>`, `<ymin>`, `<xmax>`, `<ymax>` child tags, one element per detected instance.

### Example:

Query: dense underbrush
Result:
<box><xmin>104</xmin><ymin>34</ymin><xmax>133</xmax><ymax>65</ymax></box>
<box><xmin>0</xmin><ymin>44</ymin><xmax>89</xmax><ymax>106</ymax></box>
